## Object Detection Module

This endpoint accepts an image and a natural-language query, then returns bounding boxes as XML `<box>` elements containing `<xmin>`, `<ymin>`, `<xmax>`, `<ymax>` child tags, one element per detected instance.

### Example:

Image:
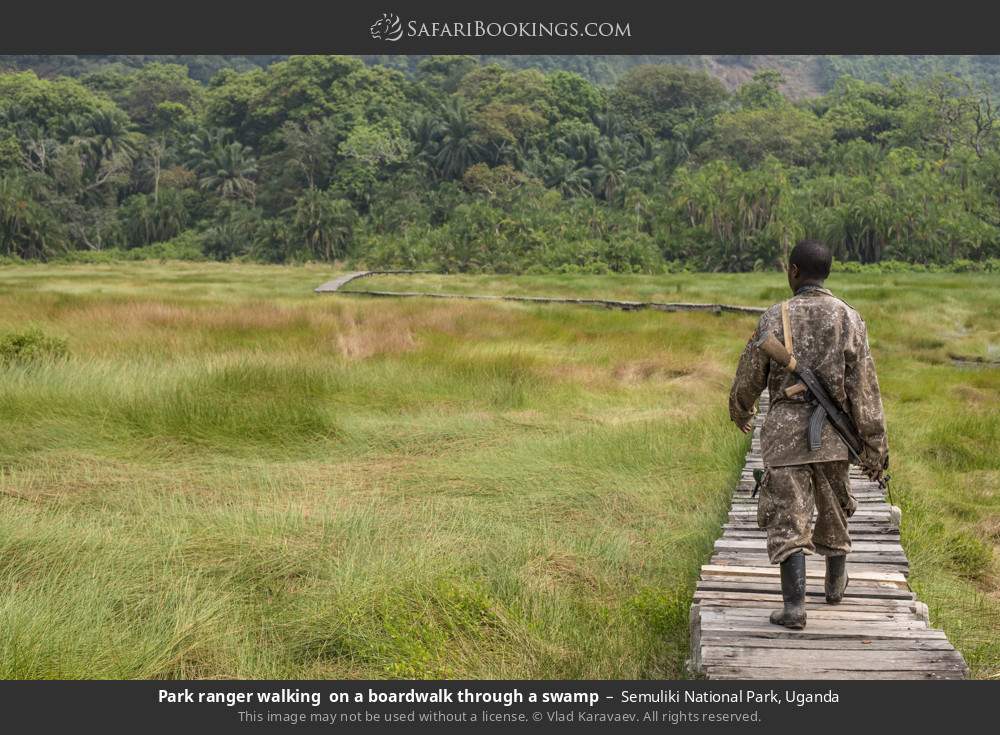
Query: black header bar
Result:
<box><xmin>2</xmin><ymin>1</ymin><xmax>1000</xmax><ymax>54</ymax></box>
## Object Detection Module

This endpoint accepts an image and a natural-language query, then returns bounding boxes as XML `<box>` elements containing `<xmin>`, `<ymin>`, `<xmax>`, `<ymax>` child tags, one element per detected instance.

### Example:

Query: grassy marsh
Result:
<box><xmin>0</xmin><ymin>262</ymin><xmax>997</xmax><ymax>678</ymax></box>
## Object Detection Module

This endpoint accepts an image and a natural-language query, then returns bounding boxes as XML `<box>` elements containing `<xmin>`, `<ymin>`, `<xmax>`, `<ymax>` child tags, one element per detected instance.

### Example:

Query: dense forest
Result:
<box><xmin>2</xmin><ymin>55</ymin><xmax>1000</xmax><ymax>272</ymax></box>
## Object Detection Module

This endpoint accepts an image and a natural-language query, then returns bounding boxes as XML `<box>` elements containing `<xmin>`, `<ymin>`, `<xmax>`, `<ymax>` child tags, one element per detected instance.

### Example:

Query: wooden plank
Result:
<box><xmin>694</xmin><ymin>600</ymin><xmax>917</xmax><ymax>614</ymax></box>
<box><xmin>696</xmin><ymin>581</ymin><xmax>916</xmax><ymax>601</ymax></box>
<box><xmin>701</xmin><ymin>647</ymin><xmax>968</xmax><ymax>670</ymax></box>
<box><xmin>699</xmin><ymin>606</ymin><xmax>925</xmax><ymax>622</ymax></box>
<box><xmin>696</xmin><ymin>602</ymin><xmax>920</xmax><ymax>617</ymax></box>
<box><xmin>710</xmin><ymin>550</ymin><xmax>908</xmax><ymax>560</ymax></box>
<box><xmin>718</xmin><ymin>526</ymin><xmax>896</xmax><ymax>535</ymax></box>
<box><xmin>693</xmin><ymin>590</ymin><xmax>918</xmax><ymax>609</ymax></box>
<box><xmin>700</xmin><ymin>564</ymin><xmax>909</xmax><ymax>588</ymax></box>
<box><xmin>731</xmin><ymin>497</ymin><xmax>888</xmax><ymax>504</ymax></box>
<box><xmin>727</xmin><ymin>514</ymin><xmax>895</xmax><ymax>523</ymax></box>
<box><xmin>715</xmin><ymin>534</ymin><xmax>902</xmax><ymax>545</ymax></box>
<box><xmin>709</xmin><ymin>563</ymin><xmax>910</xmax><ymax>575</ymax></box>
<box><xmin>697</xmin><ymin>623</ymin><xmax>947</xmax><ymax>640</ymax></box>
<box><xmin>719</xmin><ymin>529</ymin><xmax>900</xmax><ymax>540</ymax></box>
<box><xmin>708</xmin><ymin>559</ymin><xmax>909</xmax><ymax>575</ymax></box>
<box><xmin>689</xmin><ymin>604</ymin><xmax>703</xmax><ymax>672</ymax></box>
<box><xmin>714</xmin><ymin>548</ymin><xmax>905</xmax><ymax>559</ymax></box>
<box><xmin>709</xmin><ymin>554</ymin><xmax>909</xmax><ymax>568</ymax></box>
<box><xmin>713</xmin><ymin>539</ymin><xmax>905</xmax><ymax>553</ymax></box>
<box><xmin>697</xmin><ymin>572</ymin><xmax>911</xmax><ymax>588</ymax></box>
<box><xmin>728</xmin><ymin>509</ymin><xmax>893</xmax><ymax>516</ymax></box>
<box><xmin>710</xmin><ymin>554</ymin><xmax>908</xmax><ymax>565</ymax></box>
<box><xmin>703</xmin><ymin>667</ymin><xmax>965</xmax><ymax>680</ymax></box>
<box><xmin>700</xmin><ymin>611</ymin><xmax>930</xmax><ymax>628</ymax></box>
<box><xmin>698</xmin><ymin>636</ymin><xmax>958</xmax><ymax>651</ymax></box>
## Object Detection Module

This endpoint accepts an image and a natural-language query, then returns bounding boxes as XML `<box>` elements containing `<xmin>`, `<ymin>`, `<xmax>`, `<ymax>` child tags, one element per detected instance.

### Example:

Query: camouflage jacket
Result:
<box><xmin>728</xmin><ymin>285</ymin><xmax>888</xmax><ymax>468</ymax></box>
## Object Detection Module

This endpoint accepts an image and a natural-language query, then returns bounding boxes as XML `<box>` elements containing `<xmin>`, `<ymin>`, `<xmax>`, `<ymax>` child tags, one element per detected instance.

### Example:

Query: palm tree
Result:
<box><xmin>489</xmin><ymin>139</ymin><xmax>520</xmax><ymax>168</ymax></box>
<box><xmin>192</xmin><ymin>140</ymin><xmax>258</xmax><ymax>203</ymax></box>
<box><xmin>634</xmin><ymin>137</ymin><xmax>687</xmax><ymax>183</ymax></box>
<box><xmin>408</xmin><ymin>111</ymin><xmax>443</xmax><ymax>173</ymax></box>
<box><xmin>434</xmin><ymin>98</ymin><xmax>485</xmax><ymax>179</ymax></box>
<box><xmin>593</xmin><ymin>108</ymin><xmax>626</xmax><ymax>140</ymax></box>
<box><xmin>555</xmin><ymin>126</ymin><xmax>601</xmax><ymax>167</ymax></box>
<box><xmin>0</xmin><ymin>176</ymin><xmax>63</xmax><ymax>259</ymax></box>
<box><xmin>542</xmin><ymin>157</ymin><xmax>592</xmax><ymax>198</ymax></box>
<box><xmin>70</xmin><ymin>109</ymin><xmax>137</xmax><ymax>173</ymax></box>
<box><xmin>590</xmin><ymin>139</ymin><xmax>633</xmax><ymax>204</ymax></box>
<box><xmin>185</xmin><ymin>128</ymin><xmax>229</xmax><ymax>167</ymax></box>
<box><xmin>290</xmin><ymin>189</ymin><xmax>356</xmax><ymax>261</ymax></box>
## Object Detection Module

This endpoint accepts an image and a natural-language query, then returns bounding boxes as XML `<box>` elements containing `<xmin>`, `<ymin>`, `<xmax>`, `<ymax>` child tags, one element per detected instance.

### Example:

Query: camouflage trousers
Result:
<box><xmin>756</xmin><ymin>460</ymin><xmax>857</xmax><ymax>564</ymax></box>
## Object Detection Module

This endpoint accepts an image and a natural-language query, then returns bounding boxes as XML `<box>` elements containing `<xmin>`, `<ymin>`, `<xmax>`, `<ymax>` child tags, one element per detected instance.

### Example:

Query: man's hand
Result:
<box><xmin>859</xmin><ymin>448</ymin><xmax>888</xmax><ymax>485</ymax></box>
<box><xmin>863</xmin><ymin>464</ymin><xmax>885</xmax><ymax>484</ymax></box>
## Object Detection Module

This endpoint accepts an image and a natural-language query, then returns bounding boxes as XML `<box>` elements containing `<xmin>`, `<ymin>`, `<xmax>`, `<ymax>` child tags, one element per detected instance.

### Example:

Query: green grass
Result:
<box><xmin>0</xmin><ymin>262</ymin><xmax>997</xmax><ymax>679</ymax></box>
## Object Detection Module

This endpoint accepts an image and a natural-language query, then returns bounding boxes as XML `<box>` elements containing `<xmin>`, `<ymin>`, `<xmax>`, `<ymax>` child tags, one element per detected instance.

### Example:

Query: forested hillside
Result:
<box><xmin>2</xmin><ymin>55</ymin><xmax>1000</xmax><ymax>271</ymax></box>
<box><xmin>9</xmin><ymin>54</ymin><xmax>1000</xmax><ymax>96</ymax></box>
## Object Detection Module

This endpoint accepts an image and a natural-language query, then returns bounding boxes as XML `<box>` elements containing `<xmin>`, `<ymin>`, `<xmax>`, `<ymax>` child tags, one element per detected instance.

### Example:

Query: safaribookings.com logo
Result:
<box><xmin>369</xmin><ymin>13</ymin><xmax>631</xmax><ymax>42</ymax></box>
<box><xmin>370</xmin><ymin>13</ymin><xmax>404</xmax><ymax>41</ymax></box>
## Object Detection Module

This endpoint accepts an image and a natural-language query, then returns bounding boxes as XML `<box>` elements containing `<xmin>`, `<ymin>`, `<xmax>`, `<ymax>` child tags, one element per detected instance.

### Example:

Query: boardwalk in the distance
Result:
<box><xmin>689</xmin><ymin>391</ymin><xmax>969</xmax><ymax>680</ymax></box>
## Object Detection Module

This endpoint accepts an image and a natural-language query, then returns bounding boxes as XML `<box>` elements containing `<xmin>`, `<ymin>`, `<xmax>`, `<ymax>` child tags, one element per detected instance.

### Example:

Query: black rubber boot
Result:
<box><xmin>825</xmin><ymin>555</ymin><xmax>849</xmax><ymax>604</ymax></box>
<box><xmin>769</xmin><ymin>552</ymin><xmax>807</xmax><ymax>629</ymax></box>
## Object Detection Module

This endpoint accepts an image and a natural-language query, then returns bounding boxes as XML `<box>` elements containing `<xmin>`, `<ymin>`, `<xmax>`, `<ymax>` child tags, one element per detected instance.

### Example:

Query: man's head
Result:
<box><xmin>787</xmin><ymin>239</ymin><xmax>832</xmax><ymax>292</ymax></box>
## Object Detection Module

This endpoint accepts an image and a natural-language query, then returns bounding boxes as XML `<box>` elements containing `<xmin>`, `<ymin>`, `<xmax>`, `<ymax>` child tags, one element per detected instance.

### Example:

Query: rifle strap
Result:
<box><xmin>781</xmin><ymin>300</ymin><xmax>794</xmax><ymax>354</ymax></box>
<box><xmin>781</xmin><ymin>300</ymin><xmax>797</xmax><ymax>371</ymax></box>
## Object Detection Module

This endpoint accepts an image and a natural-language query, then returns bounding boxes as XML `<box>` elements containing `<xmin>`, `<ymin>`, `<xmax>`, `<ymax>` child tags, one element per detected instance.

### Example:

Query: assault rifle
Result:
<box><xmin>757</xmin><ymin>335</ymin><xmax>890</xmax><ymax>492</ymax></box>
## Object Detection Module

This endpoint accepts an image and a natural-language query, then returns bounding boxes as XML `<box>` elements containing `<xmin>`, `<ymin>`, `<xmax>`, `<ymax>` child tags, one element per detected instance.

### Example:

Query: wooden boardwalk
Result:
<box><xmin>314</xmin><ymin>271</ymin><xmax>767</xmax><ymax>315</ymax></box>
<box><xmin>689</xmin><ymin>391</ymin><xmax>969</xmax><ymax>680</ymax></box>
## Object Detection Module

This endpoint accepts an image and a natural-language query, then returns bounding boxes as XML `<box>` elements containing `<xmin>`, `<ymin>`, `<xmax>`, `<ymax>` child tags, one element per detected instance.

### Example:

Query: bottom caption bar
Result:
<box><xmin>0</xmin><ymin>680</ymin><xmax>990</xmax><ymax>732</ymax></box>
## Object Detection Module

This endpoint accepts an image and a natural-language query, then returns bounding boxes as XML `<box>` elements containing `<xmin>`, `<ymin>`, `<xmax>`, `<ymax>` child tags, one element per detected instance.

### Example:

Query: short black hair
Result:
<box><xmin>789</xmin><ymin>239</ymin><xmax>832</xmax><ymax>280</ymax></box>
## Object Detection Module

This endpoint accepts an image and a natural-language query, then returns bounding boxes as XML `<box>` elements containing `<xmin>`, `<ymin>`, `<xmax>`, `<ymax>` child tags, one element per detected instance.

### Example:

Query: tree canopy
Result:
<box><xmin>2</xmin><ymin>58</ymin><xmax>1000</xmax><ymax>272</ymax></box>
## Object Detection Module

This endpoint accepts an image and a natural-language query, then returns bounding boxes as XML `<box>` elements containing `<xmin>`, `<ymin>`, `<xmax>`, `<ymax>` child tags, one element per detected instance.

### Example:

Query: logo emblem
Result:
<box><xmin>370</xmin><ymin>13</ymin><xmax>403</xmax><ymax>41</ymax></box>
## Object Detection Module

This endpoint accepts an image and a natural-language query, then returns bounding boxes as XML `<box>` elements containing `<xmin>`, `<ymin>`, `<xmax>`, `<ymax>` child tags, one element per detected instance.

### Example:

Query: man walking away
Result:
<box><xmin>728</xmin><ymin>240</ymin><xmax>888</xmax><ymax>629</ymax></box>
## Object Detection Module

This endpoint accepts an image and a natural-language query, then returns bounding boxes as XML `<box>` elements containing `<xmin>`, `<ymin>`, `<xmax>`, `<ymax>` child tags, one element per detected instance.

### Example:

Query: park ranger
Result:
<box><xmin>728</xmin><ymin>240</ymin><xmax>888</xmax><ymax>629</ymax></box>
